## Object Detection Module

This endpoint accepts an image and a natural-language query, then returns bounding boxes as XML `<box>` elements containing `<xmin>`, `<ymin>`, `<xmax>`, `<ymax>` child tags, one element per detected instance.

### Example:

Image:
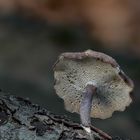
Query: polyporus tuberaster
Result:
<box><xmin>53</xmin><ymin>49</ymin><xmax>134</xmax><ymax>134</ymax></box>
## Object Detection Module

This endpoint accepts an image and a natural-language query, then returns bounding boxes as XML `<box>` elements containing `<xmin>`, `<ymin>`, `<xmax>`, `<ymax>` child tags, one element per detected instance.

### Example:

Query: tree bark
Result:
<box><xmin>0</xmin><ymin>93</ymin><xmax>128</xmax><ymax>140</ymax></box>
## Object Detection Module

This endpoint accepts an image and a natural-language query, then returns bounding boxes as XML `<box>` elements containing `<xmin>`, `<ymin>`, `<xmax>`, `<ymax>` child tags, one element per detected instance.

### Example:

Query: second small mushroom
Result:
<box><xmin>53</xmin><ymin>50</ymin><xmax>134</xmax><ymax>136</ymax></box>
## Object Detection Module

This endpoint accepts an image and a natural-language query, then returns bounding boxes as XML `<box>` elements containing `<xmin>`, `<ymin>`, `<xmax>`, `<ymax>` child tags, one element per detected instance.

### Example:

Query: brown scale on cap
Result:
<box><xmin>53</xmin><ymin>50</ymin><xmax>134</xmax><ymax>120</ymax></box>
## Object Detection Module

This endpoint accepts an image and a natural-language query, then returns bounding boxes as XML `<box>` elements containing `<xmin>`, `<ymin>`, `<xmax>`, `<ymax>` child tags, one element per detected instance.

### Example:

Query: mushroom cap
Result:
<box><xmin>54</xmin><ymin>50</ymin><xmax>134</xmax><ymax>119</ymax></box>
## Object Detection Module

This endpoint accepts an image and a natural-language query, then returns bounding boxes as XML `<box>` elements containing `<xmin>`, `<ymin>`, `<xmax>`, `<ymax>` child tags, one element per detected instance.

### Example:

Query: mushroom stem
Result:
<box><xmin>80</xmin><ymin>84</ymin><xmax>96</xmax><ymax>128</ymax></box>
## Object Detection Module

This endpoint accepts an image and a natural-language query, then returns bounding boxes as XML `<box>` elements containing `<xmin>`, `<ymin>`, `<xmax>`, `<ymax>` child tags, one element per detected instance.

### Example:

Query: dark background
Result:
<box><xmin>0</xmin><ymin>1</ymin><xmax>140</xmax><ymax>139</ymax></box>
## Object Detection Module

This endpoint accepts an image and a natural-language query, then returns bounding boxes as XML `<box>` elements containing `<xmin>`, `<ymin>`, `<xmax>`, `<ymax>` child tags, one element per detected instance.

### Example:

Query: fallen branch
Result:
<box><xmin>0</xmin><ymin>94</ymin><xmax>129</xmax><ymax>140</ymax></box>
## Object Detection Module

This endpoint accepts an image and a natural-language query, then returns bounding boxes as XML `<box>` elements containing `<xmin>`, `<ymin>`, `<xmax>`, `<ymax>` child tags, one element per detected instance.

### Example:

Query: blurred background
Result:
<box><xmin>0</xmin><ymin>0</ymin><xmax>139</xmax><ymax>139</ymax></box>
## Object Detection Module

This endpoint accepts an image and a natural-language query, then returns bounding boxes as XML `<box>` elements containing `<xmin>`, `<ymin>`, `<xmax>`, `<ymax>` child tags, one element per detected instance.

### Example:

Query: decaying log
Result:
<box><xmin>0</xmin><ymin>93</ymin><xmax>129</xmax><ymax>140</ymax></box>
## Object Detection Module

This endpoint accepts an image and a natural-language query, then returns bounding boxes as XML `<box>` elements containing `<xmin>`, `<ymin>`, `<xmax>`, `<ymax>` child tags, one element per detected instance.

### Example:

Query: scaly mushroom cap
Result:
<box><xmin>54</xmin><ymin>50</ymin><xmax>134</xmax><ymax>119</ymax></box>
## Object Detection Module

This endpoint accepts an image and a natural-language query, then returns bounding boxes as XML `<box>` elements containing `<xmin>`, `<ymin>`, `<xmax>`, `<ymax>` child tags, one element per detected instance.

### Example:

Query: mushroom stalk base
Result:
<box><xmin>80</xmin><ymin>84</ymin><xmax>96</xmax><ymax>127</ymax></box>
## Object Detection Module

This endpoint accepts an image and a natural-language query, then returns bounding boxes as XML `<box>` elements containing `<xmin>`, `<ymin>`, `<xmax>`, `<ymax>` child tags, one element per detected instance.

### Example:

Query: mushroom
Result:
<box><xmin>53</xmin><ymin>50</ymin><xmax>134</xmax><ymax>137</ymax></box>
